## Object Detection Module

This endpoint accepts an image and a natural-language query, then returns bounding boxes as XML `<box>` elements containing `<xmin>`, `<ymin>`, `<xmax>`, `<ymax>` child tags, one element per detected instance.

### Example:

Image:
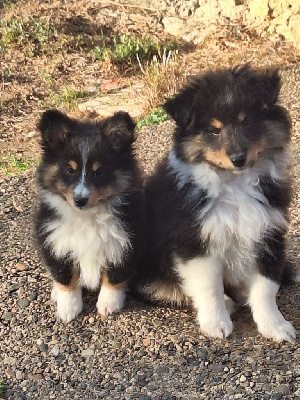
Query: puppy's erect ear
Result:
<box><xmin>102</xmin><ymin>111</ymin><xmax>136</xmax><ymax>151</ymax></box>
<box><xmin>38</xmin><ymin>110</ymin><xmax>72</xmax><ymax>147</ymax></box>
<box><xmin>233</xmin><ymin>65</ymin><xmax>281</xmax><ymax>107</ymax></box>
<box><xmin>253</xmin><ymin>68</ymin><xmax>281</xmax><ymax>106</ymax></box>
<box><xmin>163</xmin><ymin>88</ymin><xmax>196</xmax><ymax>129</ymax></box>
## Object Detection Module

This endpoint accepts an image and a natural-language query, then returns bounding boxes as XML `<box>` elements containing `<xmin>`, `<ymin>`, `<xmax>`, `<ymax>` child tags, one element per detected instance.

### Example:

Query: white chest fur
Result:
<box><xmin>41</xmin><ymin>191</ymin><xmax>131</xmax><ymax>289</ymax></box>
<box><xmin>168</xmin><ymin>151</ymin><xmax>288</xmax><ymax>283</ymax></box>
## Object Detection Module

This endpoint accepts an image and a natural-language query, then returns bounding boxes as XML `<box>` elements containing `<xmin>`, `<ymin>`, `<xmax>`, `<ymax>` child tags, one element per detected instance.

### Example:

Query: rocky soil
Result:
<box><xmin>0</xmin><ymin>1</ymin><xmax>299</xmax><ymax>399</ymax></box>
<box><xmin>0</xmin><ymin>65</ymin><xmax>299</xmax><ymax>399</ymax></box>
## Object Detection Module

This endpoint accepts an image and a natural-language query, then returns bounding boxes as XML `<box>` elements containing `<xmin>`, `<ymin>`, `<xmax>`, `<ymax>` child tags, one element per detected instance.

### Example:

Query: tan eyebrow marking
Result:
<box><xmin>211</xmin><ymin>119</ymin><xmax>223</xmax><ymax>129</ymax></box>
<box><xmin>92</xmin><ymin>162</ymin><xmax>100</xmax><ymax>172</ymax></box>
<box><xmin>238</xmin><ymin>112</ymin><xmax>246</xmax><ymax>122</ymax></box>
<box><xmin>68</xmin><ymin>160</ymin><xmax>78</xmax><ymax>170</ymax></box>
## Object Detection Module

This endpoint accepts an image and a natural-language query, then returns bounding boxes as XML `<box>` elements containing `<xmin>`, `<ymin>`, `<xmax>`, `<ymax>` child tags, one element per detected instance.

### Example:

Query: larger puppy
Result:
<box><xmin>36</xmin><ymin>110</ymin><xmax>141</xmax><ymax>322</ymax></box>
<box><xmin>136</xmin><ymin>65</ymin><xmax>296</xmax><ymax>341</ymax></box>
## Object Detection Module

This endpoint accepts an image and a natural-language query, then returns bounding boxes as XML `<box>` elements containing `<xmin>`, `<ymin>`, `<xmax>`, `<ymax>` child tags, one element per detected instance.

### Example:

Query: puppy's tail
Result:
<box><xmin>130</xmin><ymin>280</ymin><xmax>189</xmax><ymax>308</ymax></box>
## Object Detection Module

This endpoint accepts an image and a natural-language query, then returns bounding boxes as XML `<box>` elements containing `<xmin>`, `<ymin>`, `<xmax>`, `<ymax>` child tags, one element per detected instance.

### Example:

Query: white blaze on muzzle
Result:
<box><xmin>74</xmin><ymin>138</ymin><xmax>91</xmax><ymax>200</ymax></box>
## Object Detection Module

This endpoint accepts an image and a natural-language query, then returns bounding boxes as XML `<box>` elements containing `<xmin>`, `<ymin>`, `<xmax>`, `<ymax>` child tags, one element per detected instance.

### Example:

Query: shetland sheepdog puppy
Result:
<box><xmin>135</xmin><ymin>65</ymin><xmax>296</xmax><ymax>341</ymax></box>
<box><xmin>35</xmin><ymin>110</ymin><xmax>141</xmax><ymax>322</ymax></box>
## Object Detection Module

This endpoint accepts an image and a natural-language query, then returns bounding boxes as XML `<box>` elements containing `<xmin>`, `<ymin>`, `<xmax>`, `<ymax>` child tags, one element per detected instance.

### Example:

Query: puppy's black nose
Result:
<box><xmin>230</xmin><ymin>154</ymin><xmax>247</xmax><ymax>168</ymax></box>
<box><xmin>74</xmin><ymin>197</ymin><xmax>88</xmax><ymax>208</ymax></box>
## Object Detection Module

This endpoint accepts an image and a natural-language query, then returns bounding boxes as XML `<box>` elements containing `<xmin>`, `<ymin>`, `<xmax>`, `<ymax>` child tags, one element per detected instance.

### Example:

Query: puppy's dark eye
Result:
<box><xmin>66</xmin><ymin>166</ymin><xmax>76</xmax><ymax>175</ymax></box>
<box><xmin>92</xmin><ymin>162</ymin><xmax>100</xmax><ymax>176</ymax></box>
<box><xmin>207</xmin><ymin>127</ymin><xmax>221</xmax><ymax>135</ymax></box>
<box><xmin>67</xmin><ymin>161</ymin><xmax>78</xmax><ymax>175</ymax></box>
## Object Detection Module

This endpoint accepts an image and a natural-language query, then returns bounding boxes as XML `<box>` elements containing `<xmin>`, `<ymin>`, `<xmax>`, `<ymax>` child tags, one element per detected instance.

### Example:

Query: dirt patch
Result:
<box><xmin>0</xmin><ymin>0</ymin><xmax>299</xmax><ymax>173</ymax></box>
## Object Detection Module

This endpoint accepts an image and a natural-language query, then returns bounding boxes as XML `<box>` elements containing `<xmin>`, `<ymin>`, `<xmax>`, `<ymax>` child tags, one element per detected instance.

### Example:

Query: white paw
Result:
<box><xmin>198</xmin><ymin>311</ymin><xmax>233</xmax><ymax>339</ymax></box>
<box><xmin>96</xmin><ymin>286</ymin><xmax>125</xmax><ymax>316</ymax></box>
<box><xmin>224</xmin><ymin>294</ymin><xmax>236</xmax><ymax>316</ymax></box>
<box><xmin>53</xmin><ymin>285</ymin><xmax>83</xmax><ymax>323</ymax></box>
<box><xmin>257</xmin><ymin>318</ymin><xmax>296</xmax><ymax>342</ymax></box>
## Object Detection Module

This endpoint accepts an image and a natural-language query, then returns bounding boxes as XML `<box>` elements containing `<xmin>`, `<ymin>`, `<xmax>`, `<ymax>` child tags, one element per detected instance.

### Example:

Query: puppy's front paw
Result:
<box><xmin>198</xmin><ymin>311</ymin><xmax>233</xmax><ymax>339</ymax></box>
<box><xmin>53</xmin><ymin>286</ymin><xmax>83</xmax><ymax>323</ymax></box>
<box><xmin>257</xmin><ymin>318</ymin><xmax>296</xmax><ymax>342</ymax></box>
<box><xmin>96</xmin><ymin>286</ymin><xmax>125</xmax><ymax>317</ymax></box>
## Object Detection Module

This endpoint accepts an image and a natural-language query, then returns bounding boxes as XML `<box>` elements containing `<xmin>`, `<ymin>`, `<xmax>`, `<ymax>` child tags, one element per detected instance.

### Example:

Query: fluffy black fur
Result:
<box><xmin>133</xmin><ymin>64</ymin><xmax>295</xmax><ymax>341</ymax></box>
<box><xmin>35</xmin><ymin>110</ymin><xmax>142</xmax><ymax>322</ymax></box>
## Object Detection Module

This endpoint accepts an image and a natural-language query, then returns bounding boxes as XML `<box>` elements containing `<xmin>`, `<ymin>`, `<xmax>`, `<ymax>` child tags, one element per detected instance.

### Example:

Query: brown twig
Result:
<box><xmin>96</xmin><ymin>0</ymin><xmax>157</xmax><ymax>12</ymax></box>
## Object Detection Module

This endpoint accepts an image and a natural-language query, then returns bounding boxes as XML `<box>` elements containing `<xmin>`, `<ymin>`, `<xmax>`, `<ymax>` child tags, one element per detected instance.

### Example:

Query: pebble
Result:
<box><xmin>29</xmin><ymin>291</ymin><xmax>38</xmax><ymax>301</ymax></box>
<box><xmin>15</xmin><ymin>371</ymin><xmax>23</xmax><ymax>380</ymax></box>
<box><xmin>8</xmin><ymin>283</ymin><xmax>22</xmax><ymax>292</ymax></box>
<box><xmin>274</xmin><ymin>384</ymin><xmax>290</xmax><ymax>395</ymax></box>
<box><xmin>143</xmin><ymin>338</ymin><xmax>151</xmax><ymax>347</ymax></box>
<box><xmin>15</xmin><ymin>262</ymin><xmax>28</xmax><ymax>271</ymax></box>
<box><xmin>51</xmin><ymin>346</ymin><xmax>60</xmax><ymax>356</ymax></box>
<box><xmin>18</xmin><ymin>298</ymin><xmax>30</xmax><ymax>308</ymax></box>
<box><xmin>2</xmin><ymin>312</ymin><xmax>13</xmax><ymax>320</ymax></box>
<box><xmin>82</xmin><ymin>348</ymin><xmax>95</xmax><ymax>356</ymax></box>
<box><xmin>271</xmin><ymin>394</ymin><xmax>282</xmax><ymax>400</ymax></box>
<box><xmin>211</xmin><ymin>363</ymin><xmax>224</xmax><ymax>373</ymax></box>
<box><xmin>38</xmin><ymin>344</ymin><xmax>48</xmax><ymax>352</ymax></box>
<box><xmin>4</xmin><ymin>357</ymin><xmax>17</xmax><ymax>366</ymax></box>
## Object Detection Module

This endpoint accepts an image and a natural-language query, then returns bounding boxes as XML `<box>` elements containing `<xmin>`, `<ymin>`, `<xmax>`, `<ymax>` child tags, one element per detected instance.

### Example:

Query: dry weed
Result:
<box><xmin>138</xmin><ymin>50</ymin><xmax>187</xmax><ymax>111</ymax></box>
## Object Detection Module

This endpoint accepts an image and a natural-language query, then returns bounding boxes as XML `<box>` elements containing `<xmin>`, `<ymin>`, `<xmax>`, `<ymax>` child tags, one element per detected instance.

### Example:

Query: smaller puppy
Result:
<box><xmin>135</xmin><ymin>64</ymin><xmax>296</xmax><ymax>341</ymax></box>
<box><xmin>35</xmin><ymin>110</ymin><xmax>141</xmax><ymax>322</ymax></box>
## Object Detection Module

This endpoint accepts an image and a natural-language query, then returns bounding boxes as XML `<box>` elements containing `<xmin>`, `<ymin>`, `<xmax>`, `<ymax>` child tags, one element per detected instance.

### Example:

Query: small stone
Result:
<box><xmin>5</xmin><ymin>368</ymin><xmax>15</xmax><ymax>379</ymax></box>
<box><xmin>28</xmin><ymin>373</ymin><xmax>43</xmax><ymax>381</ymax></box>
<box><xmin>2</xmin><ymin>312</ymin><xmax>13</xmax><ymax>320</ymax></box>
<box><xmin>8</xmin><ymin>283</ymin><xmax>22</xmax><ymax>292</ymax></box>
<box><xmin>27</xmin><ymin>130</ymin><xmax>39</xmax><ymax>138</ymax></box>
<box><xmin>155</xmin><ymin>366</ymin><xmax>169</xmax><ymax>374</ymax></box>
<box><xmin>82</xmin><ymin>348</ymin><xmax>95</xmax><ymax>356</ymax></box>
<box><xmin>4</xmin><ymin>357</ymin><xmax>17</xmax><ymax>366</ymax></box>
<box><xmin>51</xmin><ymin>346</ymin><xmax>60</xmax><ymax>356</ymax></box>
<box><xmin>197</xmin><ymin>348</ymin><xmax>208</xmax><ymax>360</ymax></box>
<box><xmin>29</xmin><ymin>291</ymin><xmax>38</xmax><ymax>301</ymax></box>
<box><xmin>211</xmin><ymin>363</ymin><xmax>223</xmax><ymax>373</ymax></box>
<box><xmin>274</xmin><ymin>384</ymin><xmax>290</xmax><ymax>395</ymax></box>
<box><xmin>15</xmin><ymin>371</ymin><xmax>23</xmax><ymax>380</ymax></box>
<box><xmin>137</xmin><ymin>371</ymin><xmax>146</xmax><ymax>381</ymax></box>
<box><xmin>271</xmin><ymin>394</ymin><xmax>282</xmax><ymax>400</ymax></box>
<box><xmin>18</xmin><ymin>298</ymin><xmax>30</xmax><ymax>308</ymax></box>
<box><xmin>143</xmin><ymin>338</ymin><xmax>151</xmax><ymax>347</ymax></box>
<box><xmin>15</xmin><ymin>262</ymin><xmax>28</xmax><ymax>271</ymax></box>
<box><xmin>38</xmin><ymin>344</ymin><xmax>48</xmax><ymax>352</ymax></box>
<box><xmin>240</xmin><ymin>375</ymin><xmax>247</xmax><ymax>383</ymax></box>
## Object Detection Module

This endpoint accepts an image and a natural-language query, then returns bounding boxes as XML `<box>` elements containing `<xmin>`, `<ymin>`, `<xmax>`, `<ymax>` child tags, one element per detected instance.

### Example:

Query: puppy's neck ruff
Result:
<box><xmin>167</xmin><ymin>150</ymin><xmax>288</xmax><ymax>283</ymax></box>
<box><xmin>40</xmin><ymin>189</ymin><xmax>131</xmax><ymax>289</ymax></box>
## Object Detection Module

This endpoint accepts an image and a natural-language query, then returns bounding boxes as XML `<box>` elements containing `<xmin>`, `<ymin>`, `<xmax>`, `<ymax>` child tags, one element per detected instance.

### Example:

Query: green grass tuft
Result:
<box><xmin>0</xmin><ymin>156</ymin><xmax>36</xmax><ymax>176</ymax></box>
<box><xmin>89</xmin><ymin>34</ymin><xmax>179</xmax><ymax>66</ymax></box>
<box><xmin>136</xmin><ymin>107</ymin><xmax>169</xmax><ymax>130</ymax></box>
<box><xmin>45</xmin><ymin>88</ymin><xmax>91</xmax><ymax>111</ymax></box>
<box><xmin>0</xmin><ymin>16</ymin><xmax>56</xmax><ymax>56</ymax></box>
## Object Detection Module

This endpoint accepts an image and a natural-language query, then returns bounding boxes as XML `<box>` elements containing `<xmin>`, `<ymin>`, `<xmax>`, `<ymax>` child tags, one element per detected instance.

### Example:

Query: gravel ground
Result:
<box><xmin>0</xmin><ymin>66</ymin><xmax>299</xmax><ymax>400</ymax></box>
